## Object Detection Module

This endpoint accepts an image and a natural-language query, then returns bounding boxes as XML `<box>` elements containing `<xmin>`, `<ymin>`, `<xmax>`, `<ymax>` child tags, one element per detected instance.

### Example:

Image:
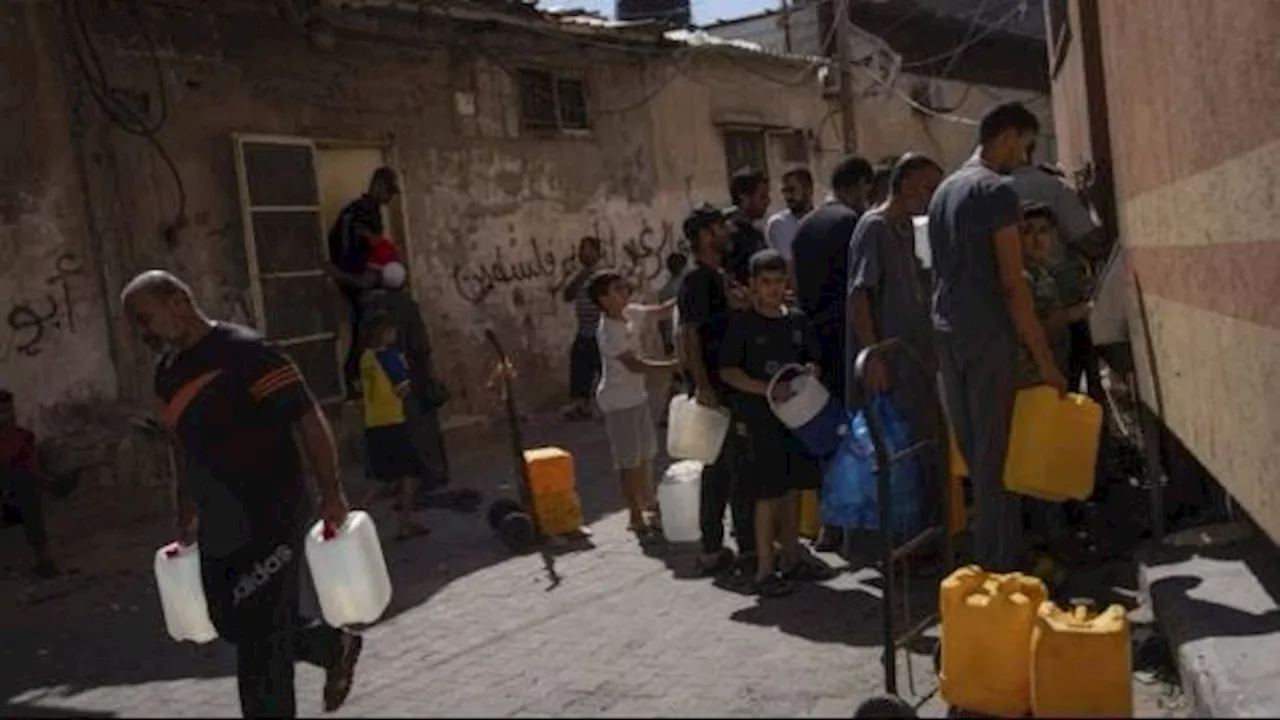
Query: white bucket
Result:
<box><xmin>766</xmin><ymin>363</ymin><xmax>831</xmax><ymax>430</ymax></box>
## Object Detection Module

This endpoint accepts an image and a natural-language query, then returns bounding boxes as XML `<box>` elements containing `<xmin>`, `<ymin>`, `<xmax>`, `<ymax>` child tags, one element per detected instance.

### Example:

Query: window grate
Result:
<box><xmin>517</xmin><ymin>68</ymin><xmax>591</xmax><ymax>132</ymax></box>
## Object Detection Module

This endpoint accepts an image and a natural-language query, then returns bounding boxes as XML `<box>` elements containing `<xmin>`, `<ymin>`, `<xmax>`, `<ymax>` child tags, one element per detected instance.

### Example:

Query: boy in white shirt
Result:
<box><xmin>587</xmin><ymin>269</ymin><xmax>679</xmax><ymax>541</ymax></box>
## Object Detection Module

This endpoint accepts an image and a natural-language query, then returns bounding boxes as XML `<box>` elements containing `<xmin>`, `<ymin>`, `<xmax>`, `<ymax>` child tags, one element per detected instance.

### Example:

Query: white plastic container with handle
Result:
<box><xmin>154</xmin><ymin>541</ymin><xmax>218</xmax><ymax>644</ymax></box>
<box><xmin>305</xmin><ymin>510</ymin><xmax>392</xmax><ymax>627</ymax></box>
<box><xmin>666</xmin><ymin>393</ymin><xmax>731</xmax><ymax>464</ymax></box>
<box><xmin>658</xmin><ymin>460</ymin><xmax>704</xmax><ymax>543</ymax></box>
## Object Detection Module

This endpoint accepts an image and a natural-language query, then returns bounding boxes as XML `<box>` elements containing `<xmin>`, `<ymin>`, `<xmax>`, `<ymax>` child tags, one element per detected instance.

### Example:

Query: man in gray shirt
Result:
<box><xmin>928</xmin><ymin>103</ymin><xmax>1066</xmax><ymax>573</ymax></box>
<box><xmin>847</xmin><ymin>153</ymin><xmax>945</xmax><ymax>530</ymax></box>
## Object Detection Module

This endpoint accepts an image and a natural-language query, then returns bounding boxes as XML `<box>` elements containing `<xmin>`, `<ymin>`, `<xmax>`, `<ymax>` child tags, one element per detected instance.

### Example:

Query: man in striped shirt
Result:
<box><xmin>560</xmin><ymin>236</ymin><xmax>603</xmax><ymax>421</ymax></box>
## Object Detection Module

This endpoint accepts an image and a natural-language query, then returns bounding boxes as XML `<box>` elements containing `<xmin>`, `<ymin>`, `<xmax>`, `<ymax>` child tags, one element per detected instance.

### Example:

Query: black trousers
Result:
<box><xmin>341</xmin><ymin>294</ymin><xmax>364</xmax><ymax>391</ymax></box>
<box><xmin>1067</xmin><ymin>321</ymin><xmax>1105</xmax><ymax>402</ymax></box>
<box><xmin>203</xmin><ymin>537</ymin><xmax>344</xmax><ymax>718</ymax></box>
<box><xmin>0</xmin><ymin>470</ymin><xmax>48</xmax><ymax>556</ymax></box>
<box><xmin>699</xmin><ymin>424</ymin><xmax>756</xmax><ymax>556</ymax></box>
<box><xmin>568</xmin><ymin>335</ymin><xmax>600</xmax><ymax>401</ymax></box>
<box><xmin>406</xmin><ymin>398</ymin><xmax>450</xmax><ymax>490</ymax></box>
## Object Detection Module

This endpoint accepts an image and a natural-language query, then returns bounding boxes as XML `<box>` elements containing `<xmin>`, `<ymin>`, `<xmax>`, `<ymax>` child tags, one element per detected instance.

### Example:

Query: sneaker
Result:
<box><xmin>323</xmin><ymin>632</ymin><xmax>363</xmax><ymax>712</ymax></box>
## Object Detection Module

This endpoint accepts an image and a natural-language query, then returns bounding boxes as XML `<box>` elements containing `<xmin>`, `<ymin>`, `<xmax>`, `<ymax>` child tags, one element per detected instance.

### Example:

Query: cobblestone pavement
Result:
<box><xmin>1</xmin><ymin>415</ymin><xmax>1186</xmax><ymax>718</ymax></box>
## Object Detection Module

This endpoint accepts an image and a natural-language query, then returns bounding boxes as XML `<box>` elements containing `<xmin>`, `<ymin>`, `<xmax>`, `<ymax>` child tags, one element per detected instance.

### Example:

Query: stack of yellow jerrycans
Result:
<box><xmin>939</xmin><ymin>566</ymin><xmax>1133</xmax><ymax>718</ymax></box>
<box><xmin>522</xmin><ymin>447</ymin><xmax>584</xmax><ymax>536</ymax></box>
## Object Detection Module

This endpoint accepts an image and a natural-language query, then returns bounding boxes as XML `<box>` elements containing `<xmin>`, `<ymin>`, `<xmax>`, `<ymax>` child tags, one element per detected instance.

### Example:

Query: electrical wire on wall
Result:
<box><xmin>60</xmin><ymin>0</ymin><xmax>187</xmax><ymax>243</ymax></box>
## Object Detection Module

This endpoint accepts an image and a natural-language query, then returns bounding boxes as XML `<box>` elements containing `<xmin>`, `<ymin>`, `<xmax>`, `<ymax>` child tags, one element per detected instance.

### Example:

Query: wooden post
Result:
<box><xmin>780</xmin><ymin>0</ymin><xmax>793</xmax><ymax>53</ymax></box>
<box><xmin>834</xmin><ymin>0</ymin><xmax>857</xmax><ymax>152</ymax></box>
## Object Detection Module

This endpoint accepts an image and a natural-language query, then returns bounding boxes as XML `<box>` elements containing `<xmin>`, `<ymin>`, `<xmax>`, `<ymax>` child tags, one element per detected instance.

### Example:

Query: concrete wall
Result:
<box><xmin>0</xmin><ymin>3</ymin><xmax>118</xmax><ymax>441</ymax></box>
<box><xmin>1053</xmin><ymin>0</ymin><xmax>1280</xmax><ymax>541</ymax></box>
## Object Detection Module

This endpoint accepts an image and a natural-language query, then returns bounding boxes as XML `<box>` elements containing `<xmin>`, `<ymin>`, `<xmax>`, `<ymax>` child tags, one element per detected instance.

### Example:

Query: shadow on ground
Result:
<box><xmin>0</xmin><ymin>413</ymin><xmax>628</xmax><ymax>702</ymax></box>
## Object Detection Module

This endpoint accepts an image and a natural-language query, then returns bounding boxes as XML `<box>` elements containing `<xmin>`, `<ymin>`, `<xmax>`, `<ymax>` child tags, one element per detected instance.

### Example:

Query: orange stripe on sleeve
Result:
<box><xmin>249</xmin><ymin>364</ymin><xmax>302</xmax><ymax>401</ymax></box>
<box><xmin>163</xmin><ymin>370</ymin><xmax>224</xmax><ymax>429</ymax></box>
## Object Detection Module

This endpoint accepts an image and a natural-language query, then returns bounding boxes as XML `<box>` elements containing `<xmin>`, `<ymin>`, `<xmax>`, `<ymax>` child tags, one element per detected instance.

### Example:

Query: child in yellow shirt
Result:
<box><xmin>360</xmin><ymin>316</ymin><xmax>430</xmax><ymax>540</ymax></box>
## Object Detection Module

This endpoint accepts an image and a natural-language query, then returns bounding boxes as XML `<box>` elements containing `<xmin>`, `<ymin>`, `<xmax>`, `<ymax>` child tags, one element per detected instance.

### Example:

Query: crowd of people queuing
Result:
<box><xmin>569</xmin><ymin>100</ymin><xmax>1111</xmax><ymax>596</ymax></box>
<box><xmin>0</xmin><ymin>98</ymin><xmax>1112</xmax><ymax>717</ymax></box>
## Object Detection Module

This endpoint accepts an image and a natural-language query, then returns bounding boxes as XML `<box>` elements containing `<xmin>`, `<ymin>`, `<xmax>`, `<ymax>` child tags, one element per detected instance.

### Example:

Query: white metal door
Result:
<box><xmin>232</xmin><ymin>134</ymin><xmax>345</xmax><ymax>403</ymax></box>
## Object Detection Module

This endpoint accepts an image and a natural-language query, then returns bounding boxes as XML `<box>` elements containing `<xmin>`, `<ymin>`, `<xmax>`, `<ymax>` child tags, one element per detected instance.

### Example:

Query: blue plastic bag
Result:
<box><xmin>819</xmin><ymin>396</ymin><xmax>921</xmax><ymax>536</ymax></box>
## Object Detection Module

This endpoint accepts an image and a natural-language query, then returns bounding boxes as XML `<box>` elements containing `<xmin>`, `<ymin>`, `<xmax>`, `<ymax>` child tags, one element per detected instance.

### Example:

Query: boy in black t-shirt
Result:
<box><xmin>718</xmin><ymin>250</ymin><xmax>824</xmax><ymax>597</ymax></box>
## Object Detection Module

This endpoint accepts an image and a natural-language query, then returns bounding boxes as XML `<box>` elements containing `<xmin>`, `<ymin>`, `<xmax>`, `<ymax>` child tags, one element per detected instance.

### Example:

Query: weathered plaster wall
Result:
<box><xmin>1085</xmin><ymin>0</ymin><xmax>1280</xmax><ymax>540</ymax></box>
<box><xmin>0</xmin><ymin>3</ymin><xmax>118</xmax><ymax>442</ymax></box>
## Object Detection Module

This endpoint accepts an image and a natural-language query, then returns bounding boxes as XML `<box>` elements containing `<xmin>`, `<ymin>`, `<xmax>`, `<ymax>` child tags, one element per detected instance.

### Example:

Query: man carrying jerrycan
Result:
<box><xmin>122</xmin><ymin>271</ymin><xmax>364</xmax><ymax>718</ymax></box>
<box><xmin>926</xmin><ymin>103</ymin><xmax>1067</xmax><ymax>574</ymax></box>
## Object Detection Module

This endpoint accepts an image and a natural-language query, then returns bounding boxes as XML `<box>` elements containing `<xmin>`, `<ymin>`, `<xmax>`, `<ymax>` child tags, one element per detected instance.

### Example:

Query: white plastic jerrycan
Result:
<box><xmin>305</xmin><ymin>510</ymin><xmax>392</xmax><ymax>627</ymax></box>
<box><xmin>658</xmin><ymin>460</ymin><xmax>704</xmax><ymax>543</ymax></box>
<box><xmin>154</xmin><ymin>542</ymin><xmax>219</xmax><ymax>644</ymax></box>
<box><xmin>666</xmin><ymin>393</ymin><xmax>731</xmax><ymax>464</ymax></box>
<box><xmin>767</xmin><ymin>363</ymin><xmax>848</xmax><ymax>458</ymax></box>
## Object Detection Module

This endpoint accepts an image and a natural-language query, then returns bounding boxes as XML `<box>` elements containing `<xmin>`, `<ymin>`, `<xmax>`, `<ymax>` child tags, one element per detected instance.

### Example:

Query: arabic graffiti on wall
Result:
<box><xmin>452</xmin><ymin>217</ymin><xmax>684</xmax><ymax>305</ymax></box>
<box><xmin>3</xmin><ymin>252</ymin><xmax>84</xmax><ymax>359</ymax></box>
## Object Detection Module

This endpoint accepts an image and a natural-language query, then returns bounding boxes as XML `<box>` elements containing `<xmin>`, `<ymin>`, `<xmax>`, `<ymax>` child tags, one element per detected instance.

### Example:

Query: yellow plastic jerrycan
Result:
<box><xmin>530</xmin><ymin>490</ymin><xmax>584</xmax><ymax>535</ymax></box>
<box><xmin>523</xmin><ymin>447</ymin><xmax>583</xmax><ymax>535</ymax></box>
<box><xmin>1004</xmin><ymin>386</ymin><xmax>1103</xmax><ymax>502</ymax></box>
<box><xmin>798</xmin><ymin>489</ymin><xmax>820</xmax><ymax>540</ymax></box>
<box><xmin>523</xmin><ymin>447</ymin><xmax>577</xmax><ymax>496</ymax></box>
<box><xmin>1031</xmin><ymin>602</ymin><xmax>1133</xmax><ymax>718</ymax></box>
<box><xmin>939</xmin><ymin>565</ymin><xmax>1048</xmax><ymax>718</ymax></box>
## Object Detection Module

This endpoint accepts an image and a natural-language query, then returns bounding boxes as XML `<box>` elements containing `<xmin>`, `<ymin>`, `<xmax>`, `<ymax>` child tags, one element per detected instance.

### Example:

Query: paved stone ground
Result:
<box><xmin>1</xmin><ymin>415</ymin><xmax>1186</xmax><ymax>718</ymax></box>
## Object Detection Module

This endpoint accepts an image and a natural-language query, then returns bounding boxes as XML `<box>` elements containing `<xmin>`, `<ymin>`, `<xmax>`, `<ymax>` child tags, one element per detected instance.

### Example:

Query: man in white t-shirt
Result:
<box><xmin>587</xmin><ymin>269</ymin><xmax>679</xmax><ymax>541</ymax></box>
<box><xmin>764</xmin><ymin>167</ymin><xmax>815</xmax><ymax>266</ymax></box>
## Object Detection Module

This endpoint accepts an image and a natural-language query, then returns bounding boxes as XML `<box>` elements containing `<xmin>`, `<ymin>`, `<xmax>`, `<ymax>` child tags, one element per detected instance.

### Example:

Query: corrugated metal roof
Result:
<box><xmin>333</xmin><ymin>0</ymin><xmax>823</xmax><ymax>66</ymax></box>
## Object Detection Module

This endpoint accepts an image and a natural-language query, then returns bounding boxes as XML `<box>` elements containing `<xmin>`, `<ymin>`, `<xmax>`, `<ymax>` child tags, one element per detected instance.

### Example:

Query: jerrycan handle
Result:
<box><xmin>164</xmin><ymin>543</ymin><xmax>183</xmax><ymax>559</ymax></box>
<box><xmin>1070</xmin><ymin>597</ymin><xmax>1096</xmax><ymax>622</ymax></box>
<box><xmin>322</xmin><ymin>522</ymin><xmax>338</xmax><ymax>541</ymax></box>
<box><xmin>765</xmin><ymin>363</ymin><xmax>808</xmax><ymax>417</ymax></box>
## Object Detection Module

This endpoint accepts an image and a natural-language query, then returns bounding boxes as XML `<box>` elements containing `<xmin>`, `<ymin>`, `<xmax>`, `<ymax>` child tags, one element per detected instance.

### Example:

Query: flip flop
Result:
<box><xmin>396</xmin><ymin>523</ymin><xmax>432</xmax><ymax>541</ymax></box>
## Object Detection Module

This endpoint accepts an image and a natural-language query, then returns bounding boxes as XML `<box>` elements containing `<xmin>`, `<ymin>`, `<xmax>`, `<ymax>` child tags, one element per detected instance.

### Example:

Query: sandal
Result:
<box><xmin>396</xmin><ymin>521</ymin><xmax>432</xmax><ymax>541</ymax></box>
<box><xmin>752</xmin><ymin>573</ymin><xmax>795</xmax><ymax>598</ymax></box>
<box><xmin>323</xmin><ymin>632</ymin><xmax>364</xmax><ymax>712</ymax></box>
<box><xmin>694</xmin><ymin>548</ymin><xmax>735</xmax><ymax>577</ymax></box>
<box><xmin>631</xmin><ymin>526</ymin><xmax>663</xmax><ymax>546</ymax></box>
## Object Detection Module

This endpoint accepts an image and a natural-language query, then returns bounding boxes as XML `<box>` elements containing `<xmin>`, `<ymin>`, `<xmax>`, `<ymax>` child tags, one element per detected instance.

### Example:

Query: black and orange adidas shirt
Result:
<box><xmin>156</xmin><ymin>322</ymin><xmax>316</xmax><ymax>558</ymax></box>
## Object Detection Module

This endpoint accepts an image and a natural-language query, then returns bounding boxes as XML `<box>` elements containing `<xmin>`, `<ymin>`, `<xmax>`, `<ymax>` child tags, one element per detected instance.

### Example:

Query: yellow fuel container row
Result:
<box><xmin>1004</xmin><ymin>386</ymin><xmax>1103</xmax><ymax>502</ymax></box>
<box><xmin>940</xmin><ymin>566</ymin><xmax>1048</xmax><ymax>718</ymax></box>
<box><xmin>940</xmin><ymin>565</ymin><xmax>1134</xmax><ymax>718</ymax></box>
<box><xmin>1032</xmin><ymin>603</ymin><xmax>1133</xmax><ymax>718</ymax></box>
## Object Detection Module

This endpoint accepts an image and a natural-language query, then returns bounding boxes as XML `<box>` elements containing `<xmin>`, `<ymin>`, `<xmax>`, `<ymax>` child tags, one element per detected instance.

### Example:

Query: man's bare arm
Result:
<box><xmin>680</xmin><ymin>325</ymin><xmax>712</xmax><ymax>391</ymax></box>
<box><xmin>848</xmin><ymin>290</ymin><xmax>879</xmax><ymax>348</ymax></box>
<box><xmin>994</xmin><ymin>225</ymin><xmax>1064</xmax><ymax>389</ymax></box>
<box><xmin>296</xmin><ymin>405</ymin><xmax>347</xmax><ymax>505</ymax></box>
<box><xmin>561</xmin><ymin>268</ymin><xmax>591</xmax><ymax>303</ymax></box>
<box><xmin>169</xmin><ymin>440</ymin><xmax>198</xmax><ymax>543</ymax></box>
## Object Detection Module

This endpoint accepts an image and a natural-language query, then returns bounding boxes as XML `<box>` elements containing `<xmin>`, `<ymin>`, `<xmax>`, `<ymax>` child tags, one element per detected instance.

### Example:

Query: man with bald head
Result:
<box><xmin>121</xmin><ymin>270</ymin><xmax>364</xmax><ymax>718</ymax></box>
